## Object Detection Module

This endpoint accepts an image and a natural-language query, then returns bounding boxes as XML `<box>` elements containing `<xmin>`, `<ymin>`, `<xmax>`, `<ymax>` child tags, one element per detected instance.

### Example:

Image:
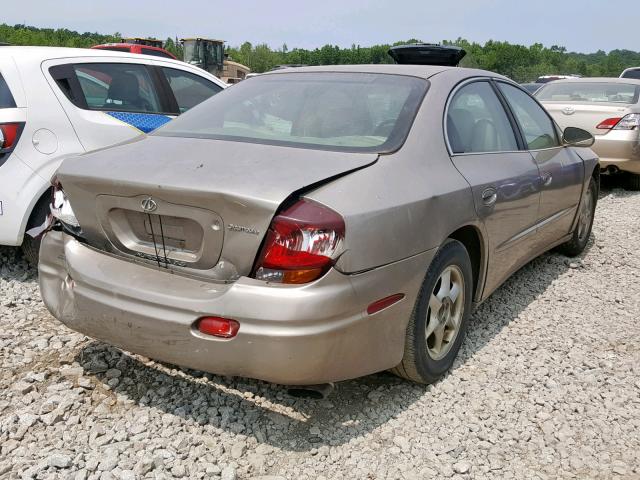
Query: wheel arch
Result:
<box><xmin>447</xmin><ymin>223</ymin><xmax>487</xmax><ymax>303</ymax></box>
<box><xmin>591</xmin><ymin>164</ymin><xmax>600</xmax><ymax>192</ymax></box>
<box><xmin>18</xmin><ymin>184</ymin><xmax>52</xmax><ymax>243</ymax></box>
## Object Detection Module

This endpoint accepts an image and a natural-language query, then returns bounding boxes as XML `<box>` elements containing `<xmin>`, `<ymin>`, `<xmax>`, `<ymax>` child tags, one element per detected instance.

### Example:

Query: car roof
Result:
<box><xmin>0</xmin><ymin>45</ymin><xmax>184</xmax><ymax>66</ymax></box>
<box><xmin>544</xmin><ymin>77</ymin><xmax>640</xmax><ymax>86</ymax></box>
<box><xmin>0</xmin><ymin>46</ymin><xmax>225</xmax><ymax>88</ymax></box>
<box><xmin>261</xmin><ymin>64</ymin><xmax>506</xmax><ymax>81</ymax></box>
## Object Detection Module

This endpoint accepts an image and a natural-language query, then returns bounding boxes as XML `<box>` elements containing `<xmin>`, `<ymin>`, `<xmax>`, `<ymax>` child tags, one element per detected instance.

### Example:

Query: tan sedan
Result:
<box><xmin>40</xmin><ymin>65</ymin><xmax>599</xmax><ymax>386</ymax></box>
<box><xmin>536</xmin><ymin>78</ymin><xmax>640</xmax><ymax>189</ymax></box>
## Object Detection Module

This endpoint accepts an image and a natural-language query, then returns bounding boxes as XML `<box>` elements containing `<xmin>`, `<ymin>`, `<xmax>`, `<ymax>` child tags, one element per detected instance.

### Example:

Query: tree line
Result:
<box><xmin>2</xmin><ymin>24</ymin><xmax>639</xmax><ymax>82</ymax></box>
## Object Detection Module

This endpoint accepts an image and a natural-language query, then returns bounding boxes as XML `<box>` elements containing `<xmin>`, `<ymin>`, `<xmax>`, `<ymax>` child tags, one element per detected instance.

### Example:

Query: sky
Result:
<box><xmin>4</xmin><ymin>0</ymin><xmax>637</xmax><ymax>53</ymax></box>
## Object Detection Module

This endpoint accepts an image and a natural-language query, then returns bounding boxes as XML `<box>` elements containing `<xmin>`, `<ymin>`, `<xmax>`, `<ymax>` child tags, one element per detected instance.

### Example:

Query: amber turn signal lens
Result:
<box><xmin>282</xmin><ymin>268</ymin><xmax>325</xmax><ymax>284</ymax></box>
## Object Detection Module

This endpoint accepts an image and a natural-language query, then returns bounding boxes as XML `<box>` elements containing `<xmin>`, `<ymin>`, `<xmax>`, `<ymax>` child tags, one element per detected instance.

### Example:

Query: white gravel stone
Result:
<box><xmin>453</xmin><ymin>461</ymin><xmax>471</xmax><ymax>474</ymax></box>
<box><xmin>221</xmin><ymin>466</ymin><xmax>237</xmax><ymax>480</ymax></box>
<box><xmin>48</xmin><ymin>453</ymin><xmax>72</xmax><ymax>468</ymax></box>
<box><xmin>1</xmin><ymin>184</ymin><xmax>639</xmax><ymax>479</ymax></box>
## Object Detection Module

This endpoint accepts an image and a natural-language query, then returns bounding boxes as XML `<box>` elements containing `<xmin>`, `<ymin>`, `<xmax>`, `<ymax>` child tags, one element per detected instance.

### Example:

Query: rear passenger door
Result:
<box><xmin>446</xmin><ymin>80</ymin><xmax>542</xmax><ymax>296</ymax></box>
<box><xmin>495</xmin><ymin>81</ymin><xmax>583</xmax><ymax>249</ymax></box>
<box><xmin>45</xmin><ymin>60</ymin><xmax>175</xmax><ymax>151</ymax></box>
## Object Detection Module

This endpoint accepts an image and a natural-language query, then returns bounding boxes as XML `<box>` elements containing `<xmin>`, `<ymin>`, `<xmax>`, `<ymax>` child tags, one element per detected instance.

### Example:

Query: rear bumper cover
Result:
<box><xmin>593</xmin><ymin>130</ymin><xmax>640</xmax><ymax>174</ymax></box>
<box><xmin>39</xmin><ymin>231</ymin><xmax>434</xmax><ymax>385</ymax></box>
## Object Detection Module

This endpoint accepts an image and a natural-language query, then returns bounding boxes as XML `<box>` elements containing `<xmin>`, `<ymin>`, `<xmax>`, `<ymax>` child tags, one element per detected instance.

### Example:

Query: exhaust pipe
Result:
<box><xmin>605</xmin><ymin>165</ymin><xmax>619</xmax><ymax>175</ymax></box>
<box><xmin>287</xmin><ymin>383</ymin><xmax>334</xmax><ymax>399</ymax></box>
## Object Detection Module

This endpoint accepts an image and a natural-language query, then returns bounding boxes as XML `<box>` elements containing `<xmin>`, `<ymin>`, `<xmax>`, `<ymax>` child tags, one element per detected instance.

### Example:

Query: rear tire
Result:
<box><xmin>558</xmin><ymin>177</ymin><xmax>597</xmax><ymax>257</ymax></box>
<box><xmin>391</xmin><ymin>239</ymin><xmax>473</xmax><ymax>384</ymax></box>
<box><xmin>624</xmin><ymin>173</ymin><xmax>640</xmax><ymax>191</ymax></box>
<box><xmin>21</xmin><ymin>194</ymin><xmax>50</xmax><ymax>266</ymax></box>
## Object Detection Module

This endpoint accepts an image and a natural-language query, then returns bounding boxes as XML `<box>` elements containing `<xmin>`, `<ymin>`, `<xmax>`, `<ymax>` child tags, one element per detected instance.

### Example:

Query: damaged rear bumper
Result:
<box><xmin>39</xmin><ymin>231</ymin><xmax>433</xmax><ymax>385</ymax></box>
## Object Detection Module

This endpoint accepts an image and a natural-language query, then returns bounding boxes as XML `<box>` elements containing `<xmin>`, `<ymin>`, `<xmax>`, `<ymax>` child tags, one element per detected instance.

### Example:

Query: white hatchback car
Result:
<box><xmin>0</xmin><ymin>47</ymin><xmax>225</xmax><ymax>262</ymax></box>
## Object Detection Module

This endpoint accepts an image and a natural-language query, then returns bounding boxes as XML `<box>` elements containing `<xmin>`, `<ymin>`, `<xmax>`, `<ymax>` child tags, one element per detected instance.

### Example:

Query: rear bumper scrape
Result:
<box><xmin>39</xmin><ymin>231</ymin><xmax>434</xmax><ymax>385</ymax></box>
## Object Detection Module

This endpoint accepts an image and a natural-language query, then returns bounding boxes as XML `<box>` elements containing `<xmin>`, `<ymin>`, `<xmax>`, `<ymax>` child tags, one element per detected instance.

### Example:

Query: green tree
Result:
<box><xmin>2</xmin><ymin>23</ymin><xmax>639</xmax><ymax>80</ymax></box>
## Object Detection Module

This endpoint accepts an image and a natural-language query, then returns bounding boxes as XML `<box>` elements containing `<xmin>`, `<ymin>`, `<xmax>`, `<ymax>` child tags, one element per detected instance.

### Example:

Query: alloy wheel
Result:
<box><xmin>577</xmin><ymin>183</ymin><xmax>594</xmax><ymax>241</ymax></box>
<box><xmin>425</xmin><ymin>265</ymin><xmax>465</xmax><ymax>360</ymax></box>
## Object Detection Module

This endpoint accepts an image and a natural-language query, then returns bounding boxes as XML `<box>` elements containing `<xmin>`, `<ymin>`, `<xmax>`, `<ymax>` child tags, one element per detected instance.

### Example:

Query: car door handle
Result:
<box><xmin>481</xmin><ymin>187</ymin><xmax>498</xmax><ymax>206</ymax></box>
<box><xmin>541</xmin><ymin>172</ymin><xmax>553</xmax><ymax>187</ymax></box>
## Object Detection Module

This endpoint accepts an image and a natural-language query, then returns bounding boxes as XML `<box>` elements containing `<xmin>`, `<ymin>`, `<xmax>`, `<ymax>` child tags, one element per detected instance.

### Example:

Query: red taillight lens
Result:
<box><xmin>596</xmin><ymin>117</ymin><xmax>622</xmax><ymax>130</ymax></box>
<box><xmin>0</xmin><ymin>123</ymin><xmax>22</xmax><ymax>150</ymax></box>
<box><xmin>197</xmin><ymin>316</ymin><xmax>240</xmax><ymax>338</ymax></box>
<box><xmin>253</xmin><ymin>199</ymin><xmax>345</xmax><ymax>284</ymax></box>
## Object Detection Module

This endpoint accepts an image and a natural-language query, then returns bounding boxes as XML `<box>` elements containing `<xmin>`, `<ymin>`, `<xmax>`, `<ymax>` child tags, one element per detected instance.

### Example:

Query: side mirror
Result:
<box><xmin>562</xmin><ymin>127</ymin><xmax>595</xmax><ymax>147</ymax></box>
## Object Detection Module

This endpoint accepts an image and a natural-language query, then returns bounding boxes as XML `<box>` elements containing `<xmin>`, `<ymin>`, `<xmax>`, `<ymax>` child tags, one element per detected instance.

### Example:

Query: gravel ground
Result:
<box><xmin>1</xmin><ymin>184</ymin><xmax>639</xmax><ymax>480</ymax></box>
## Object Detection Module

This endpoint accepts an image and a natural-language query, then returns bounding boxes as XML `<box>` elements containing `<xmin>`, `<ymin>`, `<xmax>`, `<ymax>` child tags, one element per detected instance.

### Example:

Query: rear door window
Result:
<box><xmin>161</xmin><ymin>67</ymin><xmax>222</xmax><ymax>113</ymax></box>
<box><xmin>75</xmin><ymin>64</ymin><xmax>162</xmax><ymax>113</ymax></box>
<box><xmin>51</xmin><ymin>63</ymin><xmax>165</xmax><ymax>114</ymax></box>
<box><xmin>446</xmin><ymin>81</ymin><xmax>519</xmax><ymax>154</ymax></box>
<box><xmin>0</xmin><ymin>73</ymin><xmax>16</xmax><ymax>108</ymax></box>
<box><xmin>497</xmin><ymin>82</ymin><xmax>560</xmax><ymax>150</ymax></box>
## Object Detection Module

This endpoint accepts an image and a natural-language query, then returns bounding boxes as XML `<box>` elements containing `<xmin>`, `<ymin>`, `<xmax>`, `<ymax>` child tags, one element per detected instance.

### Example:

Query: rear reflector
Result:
<box><xmin>197</xmin><ymin>316</ymin><xmax>240</xmax><ymax>338</ymax></box>
<box><xmin>596</xmin><ymin>117</ymin><xmax>622</xmax><ymax>130</ymax></box>
<box><xmin>367</xmin><ymin>294</ymin><xmax>405</xmax><ymax>315</ymax></box>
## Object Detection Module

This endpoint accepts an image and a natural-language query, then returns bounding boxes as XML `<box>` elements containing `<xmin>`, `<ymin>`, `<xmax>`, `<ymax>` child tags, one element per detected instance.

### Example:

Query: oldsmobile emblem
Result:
<box><xmin>141</xmin><ymin>197</ymin><xmax>158</xmax><ymax>213</ymax></box>
<box><xmin>562</xmin><ymin>106</ymin><xmax>575</xmax><ymax>116</ymax></box>
<box><xmin>228</xmin><ymin>223</ymin><xmax>260</xmax><ymax>235</ymax></box>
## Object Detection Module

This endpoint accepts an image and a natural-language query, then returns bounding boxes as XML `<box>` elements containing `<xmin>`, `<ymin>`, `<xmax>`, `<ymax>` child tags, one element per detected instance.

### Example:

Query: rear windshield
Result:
<box><xmin>153</xmin><ymin>72</ymin><xmax>428</xmax><ymax>153</ymax></box>
<box><xmin>536</xmin><ymin>82</ymin><xmax>640</xmax><ymax>104</ymax></box>
<box><xmin>621</xmin><ymin>69</ymin><xmax>640</xmax><ymax>80</ymax></box>
<box><xmin>97</xmin><ymin>46</ymin><xmax>131</xmax><ymax>53</ymax></box>
<box><xmin>0</xmin><ymin>73</ymin><xmax>16</xmax><ymax>108</ymax></box>
<box><xmin>141</xmin><ymin>48</ymin><xmax>173</xmax><ymax>59</ymax></box>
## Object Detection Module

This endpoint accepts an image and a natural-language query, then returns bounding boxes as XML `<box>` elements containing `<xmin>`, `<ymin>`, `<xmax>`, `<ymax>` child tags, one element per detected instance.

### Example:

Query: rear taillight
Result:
<box><xmin>613</xmin><ymin>113</ymin><xmax>640</xmax><ymax>130</ymax></box>
<box><xmin>596</xmin><ymin>114</ymin><xmax>640</xmax><ymax>130</ymax></box>
<box><xmin>596</xmin><ymin>117</ymin><xmax>622</xmax><ymax>130</ymax></box>
<box><xmin>253</xmin><ymin>199</ymin><xmax>345</xmax><ymax>284</ymax></box>
<box><xmin>0</xmin><ymin>122</ymin><xmax>24</xmax><ymax>164</ymax></box>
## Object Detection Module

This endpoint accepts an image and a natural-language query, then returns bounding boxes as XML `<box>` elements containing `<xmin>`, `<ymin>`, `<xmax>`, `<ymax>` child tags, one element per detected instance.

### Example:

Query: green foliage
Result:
<box><xmin>2</xmin><ymin>23</ymin><xmax>639</xmax><ymax>82</ymax></box>
<box><xmin>163</xmin><ymin>37</ymin><xmax>183</xmax><ymax>59</ymax></box>
<box><xmin>227</xmin><ymin>38</ymin><xmax>640</xmax><ymax>80</ymax></box>
<box><xmin>0</xmin><ymin>23</ymin><xmax>119</xmax><ymax>48</ymax></box>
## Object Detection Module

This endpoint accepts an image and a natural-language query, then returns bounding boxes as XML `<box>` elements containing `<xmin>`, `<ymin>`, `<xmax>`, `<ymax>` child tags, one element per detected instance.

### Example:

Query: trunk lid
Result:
<box><xmin>542</xmin><ymin>102</ymin><xmax>633</xmax><ymax>136</ymax></box>
<box><xmin>57</xmin><ymin>135</ymin><xmax>377</xmax><ymax>280</ymax></box>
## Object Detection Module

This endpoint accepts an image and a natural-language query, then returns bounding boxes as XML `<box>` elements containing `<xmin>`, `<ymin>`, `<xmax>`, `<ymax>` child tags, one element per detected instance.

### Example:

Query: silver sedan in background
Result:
<box><xmin>39</xmin><ymin>65</ymin><xmax>599</xmax><ymax>386</ymax></box>
<box><xmin>536</xmin><ymin>78</ymin><xmax>640</xmax><ymax>189</ymax></box>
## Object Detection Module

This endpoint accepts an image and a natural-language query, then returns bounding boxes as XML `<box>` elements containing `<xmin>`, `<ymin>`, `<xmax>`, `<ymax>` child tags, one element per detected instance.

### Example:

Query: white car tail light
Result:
<box><xmin>0</xmin><ymin>122</ymin><xmax>25</xmax><ymax>166</ymax></box>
